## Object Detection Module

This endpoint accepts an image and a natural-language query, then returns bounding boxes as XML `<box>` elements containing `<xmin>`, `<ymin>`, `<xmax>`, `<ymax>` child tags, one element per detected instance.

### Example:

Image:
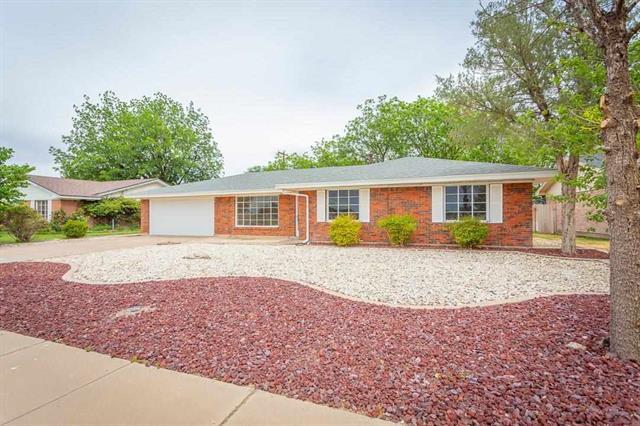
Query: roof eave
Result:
<box><xmin>274</xmin><ymin>170</ymin><xmax>558</xmax><ymax>190</ymax></box>
<box><xmin>57</xmin><ymin>195</ymin><xmax>102</xmax><ymax>200</ymax></box>
<box><xmin>131</xmin><ymin>188</ymin><xmax>284</xmax><ymax>199</ymax></box>
<box><xmin>94</xmin><ymin>178</ymin><xmax>170</xmax><ymax>197</ymax></box>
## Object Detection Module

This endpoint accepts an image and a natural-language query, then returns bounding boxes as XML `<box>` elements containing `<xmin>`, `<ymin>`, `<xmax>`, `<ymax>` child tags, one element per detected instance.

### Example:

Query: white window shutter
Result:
<box><xmin>489</xmin><ymin>183</ymin><xmax>503</xmax><ymax>223</ymax></box>
<box><xmin>359</xmin><ymin>189</ymin><xmax>370</xmax><ymax>222</ymax></box>
<box><xmin>431</xmin><ymin>185</ymin><xmax>444</xmax><ymax>223</ymax></box>
<box><xmin>316</xmin><ymin>190</ymin><xmax>326</xmax><ymax>222</ymax></box>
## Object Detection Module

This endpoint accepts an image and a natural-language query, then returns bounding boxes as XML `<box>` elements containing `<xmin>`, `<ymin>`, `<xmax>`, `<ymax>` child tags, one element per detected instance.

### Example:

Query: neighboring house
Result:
<box><xmin>535</xmin><ymin>155</ymin><xmax>608</xmax><ymax>237</ymax></box>
<box><xmin>22</xmin><ymin>175</ymin><xmax>168</xmax><ymax>221</ymax></box>
<box><xmin>134</xmin><ymin>157</ymin><xmax>555</xmax><ymax>247</ymax></box>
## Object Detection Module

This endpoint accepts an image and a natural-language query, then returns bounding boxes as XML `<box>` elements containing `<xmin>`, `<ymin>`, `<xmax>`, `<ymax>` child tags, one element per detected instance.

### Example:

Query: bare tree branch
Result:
<box><xmin>628</xmin><ymin>18</ymin><xmax>640</xmax><ymax>37</ymax></box>
<box><xmin>565</xmin><ymin>0</ymin><xmax>604</xmax><ymax>45</ymax></box>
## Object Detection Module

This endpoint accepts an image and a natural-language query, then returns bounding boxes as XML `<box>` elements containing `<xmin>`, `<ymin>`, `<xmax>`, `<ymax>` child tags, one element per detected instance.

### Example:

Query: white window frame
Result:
<box><xmin>326</xmin><ymin>189</ymin><xmax>360</xmax><ymax>221</ymax></box>
<box><xmin>235</xmin><ymin>195</ymin><xmax>279</xmax><ymax>228</ymax></box>
<box><xmin>32</xmin><ymin>200</ymin><xmax>51</xmax><ymax>221</ymax></box>
<box><xmin>444</xmin><ymin>184</ymin><xmax>489</xmax><ymax>222</ymax></box>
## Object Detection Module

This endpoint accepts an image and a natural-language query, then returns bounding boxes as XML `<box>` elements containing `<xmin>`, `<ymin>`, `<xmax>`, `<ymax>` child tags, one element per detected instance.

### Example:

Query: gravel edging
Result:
<box><xmin>54</xmin><ymin>243</ymin><xmax>610</xmax><ymax>307</ymax></box>
<box><xmin>57</xmin><ymin>262</ymin><xmax>607</xmax><ymax>310</ymax></box>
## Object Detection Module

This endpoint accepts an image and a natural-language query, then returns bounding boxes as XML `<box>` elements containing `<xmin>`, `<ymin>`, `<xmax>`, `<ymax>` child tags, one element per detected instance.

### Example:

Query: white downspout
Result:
<box><xmin>282</xmin><ymin>191</ymin><xmax>310</xmax><ymax>244</ymax></box>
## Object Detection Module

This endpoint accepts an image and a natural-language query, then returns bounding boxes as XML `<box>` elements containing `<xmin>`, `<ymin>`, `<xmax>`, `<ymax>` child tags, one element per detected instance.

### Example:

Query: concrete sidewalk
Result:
<box><xmin>0</xmin><ymin>330</ymin><xmax>390</xmax><ymax>425</ymax></box>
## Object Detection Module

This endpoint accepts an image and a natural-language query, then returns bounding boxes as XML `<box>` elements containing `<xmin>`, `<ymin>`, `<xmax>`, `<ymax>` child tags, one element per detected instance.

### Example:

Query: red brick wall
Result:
<box><xmin>140</xmin><ymin>199</ymin><xmax>149</xmax><ymax>233</ymax></box>
<box><xmin>142</xmin><ymin>184</ymin><xmax>533</xmax><ymax>246</ymax></box>
<box><xmin>304</xmin><ymin>183</ymin><xmax>533</xmax><ymax>247</ymax></box>
<box><xmin>51</xmin><ymin>199</ymin><xmax>81</xmax><ymax>216</ymax></box>
<box><xmin>214</xmin><ymin>195</ymin><xmax>298</xmax><ymax>237</ymax></box>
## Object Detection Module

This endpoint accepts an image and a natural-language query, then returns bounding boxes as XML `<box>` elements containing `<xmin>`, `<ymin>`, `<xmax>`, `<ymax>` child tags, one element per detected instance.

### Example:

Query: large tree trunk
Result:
<box><xmin>557</xmin><ymin>154</ymin><xmax>580</xmax><ymax>255</ymax></box>
<box><xmin>601</xmin><ymin>30</ymin><xmax>640</xmax><ymax>361</ymax></box>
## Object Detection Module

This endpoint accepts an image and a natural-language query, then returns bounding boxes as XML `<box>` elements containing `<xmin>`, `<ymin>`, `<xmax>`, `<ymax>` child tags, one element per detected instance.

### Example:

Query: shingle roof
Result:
<box><xmin>29</xmin><ymin>175</ymin><xmax>160</xmax><ymax>197</ymax></box>
<box><xmin>137</xmin><ymin>157</ymin><xmax>555</xmax><ymax>197</ymax></box>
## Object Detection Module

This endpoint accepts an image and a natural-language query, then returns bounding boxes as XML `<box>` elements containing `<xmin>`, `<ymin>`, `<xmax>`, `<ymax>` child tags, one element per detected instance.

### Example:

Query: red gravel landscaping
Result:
<box><xmin>1</xmin><ymin>262</ymin><xmax>637</xmax><ymax>424</ymax></box>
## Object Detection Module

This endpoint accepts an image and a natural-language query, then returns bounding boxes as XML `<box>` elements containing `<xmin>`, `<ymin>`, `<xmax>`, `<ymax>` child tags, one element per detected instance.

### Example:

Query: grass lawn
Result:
<box><xmin>0</xmin><ymin>228</ymin><xmax>140</xmax><ymax>245</ymax></box>
<box><xmin>534</xmin><ymin>232</ymin><xmax>610</xmax><ymax>251</ymax></box>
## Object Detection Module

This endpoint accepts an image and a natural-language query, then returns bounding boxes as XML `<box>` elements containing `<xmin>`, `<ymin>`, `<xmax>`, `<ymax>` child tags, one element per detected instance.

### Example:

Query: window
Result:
<box><xmin>445</xmin><ymin>185</ymin><xmax>487</xmax><ymax>221</ymax></box>
<box><xmin>33</xmin><ymin>200</ymin><xmax>49</xmax><ymax>221</ymax></box>
<box><xmin>236</xmin><ymin>196</ymin><xmax>279</xmax><ymax>227</ymax></box>
<box><xmin>327</xmin><ymin>189</ymin><xmax>359</xmax><ymax>220</ymax></box>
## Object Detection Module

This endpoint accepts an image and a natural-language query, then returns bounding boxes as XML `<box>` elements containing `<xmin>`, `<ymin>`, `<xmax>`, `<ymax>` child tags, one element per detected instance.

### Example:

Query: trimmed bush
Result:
<box><xmin>329</xmin><ymin>214</ymin><xmax>362</xmax><ymax>246</ymax></box>
<box><xmin>63</xmin><ymin>219</ymin><xmax>89</xmax><ymax>238</ymax></box>
<box><xmin>0</xmin><ymin>204</ymin><xmax>47</xmax><ymax>242</ymax></box>
<box><xmin>50</xmin><ymin>209</ymin><xmax>68</xmax><ymax>232</ymax></box>
<box><xmin>377</xmin><ymin>214</ymin><xmax>418</xmax><ymax>246</ymax></box>
<box><xmin>447</xmin><ymin>216</ymin><xmax>489</xmax><ymax>248</ymax></box>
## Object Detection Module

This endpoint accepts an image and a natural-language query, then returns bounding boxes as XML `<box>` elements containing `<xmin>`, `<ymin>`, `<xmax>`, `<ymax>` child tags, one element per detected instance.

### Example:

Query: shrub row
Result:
<box><xmin>328</xmin><ymin>214</ymin><xmax>488</xmax><ymax>248</ymax></box>
<box><xmin>0</xmin><ymin>204</ymin><xmax>91</xmax><ymax>242</ymax></box>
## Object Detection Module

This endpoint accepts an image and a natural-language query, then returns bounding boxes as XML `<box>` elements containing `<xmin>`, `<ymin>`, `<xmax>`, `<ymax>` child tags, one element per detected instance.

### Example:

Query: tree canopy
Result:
<box><xmin>0</xmin><ymin>147</ymin><xmax>33</xmax><ymax>211</ymax></box>
<box><xmin>249</xmin><ymin>96</ymin><xmax>523</xmax><ymax>172</ymax></box>
<box><xmin>50</xmin><ymin>91</ymin><xmax>223</xmax><ymax>185</ymax></box>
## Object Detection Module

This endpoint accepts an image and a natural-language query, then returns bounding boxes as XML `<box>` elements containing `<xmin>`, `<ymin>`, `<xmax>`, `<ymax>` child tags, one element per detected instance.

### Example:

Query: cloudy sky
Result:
<box><xmin>1</xmin><ymin>0</ymin><xmax>478</xmax><ymax>176</ymax></box>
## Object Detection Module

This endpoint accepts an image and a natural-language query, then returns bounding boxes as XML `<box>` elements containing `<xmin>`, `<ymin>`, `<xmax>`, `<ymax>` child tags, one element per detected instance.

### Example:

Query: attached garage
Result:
<box><xmin>149</xmin><ymin>198</ymin><xmax>214</xmax><ymax>236</ymax></box>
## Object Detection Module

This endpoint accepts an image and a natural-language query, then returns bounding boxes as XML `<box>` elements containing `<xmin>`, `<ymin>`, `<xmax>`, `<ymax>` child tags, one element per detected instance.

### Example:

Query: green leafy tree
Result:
<box><xmin>326</xmin><ymin>96</ymin><xmax>462</xmax><ymax>163</ymax></box>
<box><xmin>248</xmin><ymin>151</ymin><xmax>318</xmax><ymax>172</ymax></box>
<box><xmin>0</xmin><ymin>147</ymin><xmax>33</xmax><ymax>211</ymax></box>
<box><xmin>83</xmin><ymin>197</ymin><xmax>140</xmax><ymax>225</ymax></box>
<box><xmin>437</xmin><ymin>0</ymin><xmax>604</xmax><ymax>255</ymax></box>
<box><xmin>250</xmin><ymin>96</ymin><xmax>470</xmax><ymax>171</ymax></box>
<box><xmin>50</xmin><ymin>92</ymin><xmax>223</xmax><ymax>185</ymax></box>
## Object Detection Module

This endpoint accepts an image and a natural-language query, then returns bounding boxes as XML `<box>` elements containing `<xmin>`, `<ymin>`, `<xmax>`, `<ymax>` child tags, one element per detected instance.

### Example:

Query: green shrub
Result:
<box><xmin>329</xmin><ymin>214</ymin><xmax>362</xmax><ymax>246</ymax></box>
<box><xmin>70</xmin><ymin>210</ymin><xmax>87</xmax><ymax>221</ymax></box>
<box><xmin>0</xmin><ymin>204</ymin><xmax>48</xmax><ymax>242</ymax></box>
<box><xmin>377</xmin><ymin>214</ymin><xmax>418</xmax><ymax>246</ymax></box>
<box><xmin>90</xmin><ymin>224</ymin><xmax>111</xmax><ymax>232</ymax></box>
<box><xmin>83</xmin><ymin>197</ymin><xmax>140</xmax><ymax>225</ymax></box>
<box><xmin>447</xmin><ymin>216</ymin><xmax>489</xmax><ymax>248</ymax></box>
<box><xmin>63</xmin><ymin>219</ymin><xmax>89</xmax><ymax>238</ymax></box>
<box><xmin>50</xmin><ymin>209</ymin><xmax>68</xmax><ymax>232</ymax></box>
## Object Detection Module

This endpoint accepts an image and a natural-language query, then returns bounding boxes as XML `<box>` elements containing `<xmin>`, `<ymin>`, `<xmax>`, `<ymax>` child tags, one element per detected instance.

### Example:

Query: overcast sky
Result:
<box><xmin>1</xmin><ymin>0</ymin><xmax>478</xmax><ymax>177</ymax></box>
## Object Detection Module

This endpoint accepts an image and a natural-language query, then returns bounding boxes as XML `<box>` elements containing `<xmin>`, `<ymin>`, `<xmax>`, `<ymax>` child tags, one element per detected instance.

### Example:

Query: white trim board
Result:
<box><xmin>275</xmin><ymin>171</ymin><xmax>556</xmax><ymax>190</ymax></box>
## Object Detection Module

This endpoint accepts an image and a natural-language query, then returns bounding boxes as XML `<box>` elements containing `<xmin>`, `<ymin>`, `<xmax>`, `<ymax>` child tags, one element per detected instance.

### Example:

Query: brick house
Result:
<box><xmin>22</xmin><ymin>175</ymin><xmax>167</xmax><ymax>221</ymax></box>
<box><xmin>136</xmin><ymin>157</ymin><xmax>556</xmax><ymax>247</ymax></box>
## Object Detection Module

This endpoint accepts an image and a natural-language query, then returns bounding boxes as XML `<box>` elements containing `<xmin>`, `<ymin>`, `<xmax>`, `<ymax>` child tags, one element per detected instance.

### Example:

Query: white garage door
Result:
<box><xmin>149</xmin><ymin>198</ymin><xmax>214</xmax><ymax>236</ymax></box>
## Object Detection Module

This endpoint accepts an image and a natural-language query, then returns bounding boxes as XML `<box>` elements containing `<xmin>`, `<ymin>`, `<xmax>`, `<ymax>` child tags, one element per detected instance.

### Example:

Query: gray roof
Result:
<box><xmin>138</xmin><ymin>157</ymin><xmax>555</xmax><ymax>197</ymax></box>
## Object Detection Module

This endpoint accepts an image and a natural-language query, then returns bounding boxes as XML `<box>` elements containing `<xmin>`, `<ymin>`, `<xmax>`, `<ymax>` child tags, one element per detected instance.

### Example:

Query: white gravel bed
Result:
<box><xmin>53</xmin><ymin>243</ymin><xmax>610</xmax><ymax>307</ymax></box>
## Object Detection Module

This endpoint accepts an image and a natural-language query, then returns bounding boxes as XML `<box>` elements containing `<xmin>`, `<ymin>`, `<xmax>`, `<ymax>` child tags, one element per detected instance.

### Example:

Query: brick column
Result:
<box><xmin>140</xmin><ymin>199</ymin><xmax>149</xmax><ymax>233</ymax></box>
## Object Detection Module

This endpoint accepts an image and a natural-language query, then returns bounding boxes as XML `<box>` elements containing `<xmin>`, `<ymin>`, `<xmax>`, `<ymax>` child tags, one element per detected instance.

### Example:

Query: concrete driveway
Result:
<box><xmin>0</xmin><ymin>234</ymin><xmax>295</xmax><ymax>263</ymax></box>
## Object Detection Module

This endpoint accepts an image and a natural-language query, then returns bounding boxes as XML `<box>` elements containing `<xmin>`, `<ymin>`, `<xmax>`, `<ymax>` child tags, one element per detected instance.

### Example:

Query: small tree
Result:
<box><xmin>0</xmin><ymin>204</ymin><xmax>47</xmax><ymax>242</ymax></box>
<box><xmin>83</xmin><ymin>197</ymin><xmax>140</xmax><ymax>228</ymax></box>
<box><xmin>0</xmin><ymin>148</ymin><xmax>33</xmax><ymax>212</ymax></box>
